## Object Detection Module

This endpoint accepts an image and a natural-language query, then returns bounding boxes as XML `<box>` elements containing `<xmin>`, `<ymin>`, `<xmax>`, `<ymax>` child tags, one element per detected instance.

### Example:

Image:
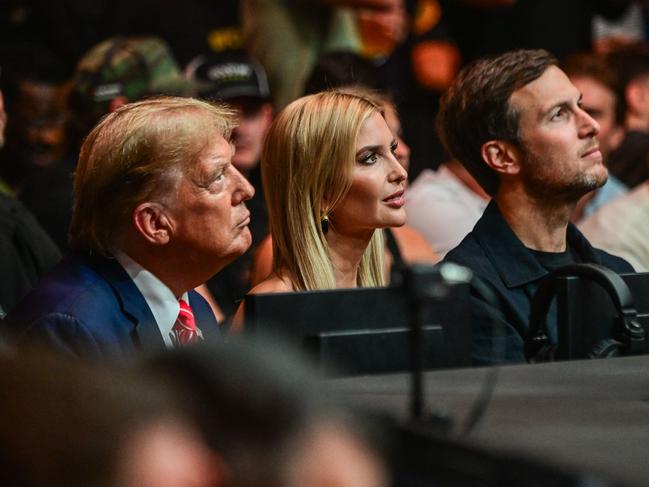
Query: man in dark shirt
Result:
<box><xmin>438</xmin><ymin>49</ymin><xmax>633</xmax><ymax>365</ymax></box>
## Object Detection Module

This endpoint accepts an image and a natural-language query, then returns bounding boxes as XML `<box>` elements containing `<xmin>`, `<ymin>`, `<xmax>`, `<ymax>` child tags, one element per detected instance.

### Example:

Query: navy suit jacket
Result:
<box><xmin>1</xmin><ymin>251</ymin><xmax>220</xmax><ymax>360</ymax></box>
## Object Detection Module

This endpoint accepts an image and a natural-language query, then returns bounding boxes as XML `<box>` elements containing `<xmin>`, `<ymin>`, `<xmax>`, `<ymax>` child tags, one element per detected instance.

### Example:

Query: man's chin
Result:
<box><xmin>566</xmin><ymin>172</ymin><xmax>608</xmax><ymax>202</ymax></box>
<box><xmin>208</xmin><ymin>240</ymin><xmax>252</xmax><ymax>276</ymax></box>
<box><xmin>590</xmin><ymin>165</ymin><xmax>609</xmax><ymax>191</ymax></box>
<box><xmin>232</xmin><ymin>228</ymin><xmax>253</xmax><ymax>256</ymax></box>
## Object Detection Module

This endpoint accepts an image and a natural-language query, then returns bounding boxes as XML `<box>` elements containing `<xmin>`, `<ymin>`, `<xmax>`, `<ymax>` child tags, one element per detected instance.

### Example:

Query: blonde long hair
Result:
<box><xmin>262</xmin><ymin>90</ymin><xmax>386</xmax><ymax>291</ymax></box>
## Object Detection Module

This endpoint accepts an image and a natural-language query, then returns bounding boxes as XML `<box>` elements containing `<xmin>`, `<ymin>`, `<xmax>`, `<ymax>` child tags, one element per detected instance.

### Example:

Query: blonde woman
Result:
<box><xmin>249</xmin><ymin>89</ymin><xmax>440</xmax><ymax>288</ymax></box>
<box><xmin>239</xmin><ymin>90</ymin><xmax>408</xmax><ymax>307</ymax></box>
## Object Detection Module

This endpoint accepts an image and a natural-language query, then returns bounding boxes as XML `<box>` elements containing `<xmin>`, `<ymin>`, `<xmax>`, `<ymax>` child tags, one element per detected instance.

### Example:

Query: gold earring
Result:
<box><xmin>320</xmin><ymin>214</ymin><xmax>329</xmax><ymax>234</ymax></box>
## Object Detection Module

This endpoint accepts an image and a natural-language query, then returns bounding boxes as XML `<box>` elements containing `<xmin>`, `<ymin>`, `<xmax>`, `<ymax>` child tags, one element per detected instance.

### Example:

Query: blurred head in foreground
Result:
<box><xmin>143</xmin><ymin>339</ymin><xmax>389</xmax><ymax>487</ymax></box>
<box><xmin>0</xmin><ymin>349</ymin><xmax>221</xmax><ymax>487</ymax></box>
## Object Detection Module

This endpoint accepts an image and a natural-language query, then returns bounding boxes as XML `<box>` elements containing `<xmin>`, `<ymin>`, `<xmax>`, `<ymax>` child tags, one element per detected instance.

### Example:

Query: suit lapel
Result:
<box><xmin>188</xmin><ymin>290</ymin><xmax>221</xmax><ymax>343</ymax></box>
<box><xmin>93</xmin><ymin>254</ymin><xmax>166</xmax><ymax>354</ymax></box>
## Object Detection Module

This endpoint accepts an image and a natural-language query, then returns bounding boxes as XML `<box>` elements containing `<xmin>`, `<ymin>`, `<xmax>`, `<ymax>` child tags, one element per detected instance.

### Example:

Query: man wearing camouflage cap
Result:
<box><xmin>68</xmin><ymin>36</ymin><xmax>201</xmax><ymax>148</ymax></box>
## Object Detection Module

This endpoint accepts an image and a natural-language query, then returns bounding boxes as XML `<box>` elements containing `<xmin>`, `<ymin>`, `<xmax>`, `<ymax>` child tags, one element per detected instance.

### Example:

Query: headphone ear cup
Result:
<box><xmin>528</xmin><ymin>264</ymin><xmax>644</xmax><ymax>361</ymax></box>
<box><xmin>588</xmin><ymin>338</ymin><xmax>622</xmax><ymax>359</ymax></box>
<box><xmin>524</xmin><ymin>331</ymin><xmax>554</xmax><ymax>363</ymax></box>
<box><xmin>619</xmin><ymin>317</ymin><xmax>646</xmax><ymax>355</ymax></box>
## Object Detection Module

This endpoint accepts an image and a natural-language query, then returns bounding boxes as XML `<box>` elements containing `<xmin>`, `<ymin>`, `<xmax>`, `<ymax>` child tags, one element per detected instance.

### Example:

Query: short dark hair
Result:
<box><xmin>562</xmin><ymin>52</ymin><xmax>624</xmax><ymax>126</ymax></box>
<box><xmin>437</xmin><ymin>49</ymin><xmax>558</xmax><ymax>196</ymax></box>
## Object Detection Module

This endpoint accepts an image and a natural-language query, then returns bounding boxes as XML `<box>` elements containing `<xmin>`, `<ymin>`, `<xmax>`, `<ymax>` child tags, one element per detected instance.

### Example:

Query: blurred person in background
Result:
<box><xmin>578</xmin><ymin>48</ymin><xmax>649</xmax><ymax>272</ymax></box>
<box><xmin>0</xmin><ymin>41</ymin><xmax>73</xmax><ymax>254</ymax></box>
<box><xmin>406</xmin><ymin>156</ymin><xmax>489</xmax><ymax>258</ymax></box>
<box><xmin>0</xmin><ymin>64</ymin><xmax>61</xmax><ymax>317</ymax></box>
<box><xmin>0</xmin><ymin>41</ymin><xmax>70</xmax><ymax>194</ymax></box>
<box><xmin>579</xmin><ymin>167</ymin><xmax>649</xmax><ymax>272</ymax></box>
<box><xmin>242</xmin><ymin>0</ymin><xmax>407</xmax><ymax>110</ymax></box>
<box><xmin>605</xmin><ymin>42</ymin><xmax>649</xmax><ymax>187</ymax></box>
<box><xmin>359</xmin><ymin>0</ymin><xmax>462</xmax><ymax>180</ymax></box>
<box><xmin>562</xmin><ymin>51</ymin><xmax>628</xmax><ymax>222</ymax></box>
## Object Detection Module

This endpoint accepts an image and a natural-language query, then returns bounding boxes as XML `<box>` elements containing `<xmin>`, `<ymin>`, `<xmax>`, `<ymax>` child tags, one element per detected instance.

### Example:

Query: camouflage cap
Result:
<box><xmin>71</xmin><ymin>36</ymin><xmax>199</xmax><ymax>107</ymax></box>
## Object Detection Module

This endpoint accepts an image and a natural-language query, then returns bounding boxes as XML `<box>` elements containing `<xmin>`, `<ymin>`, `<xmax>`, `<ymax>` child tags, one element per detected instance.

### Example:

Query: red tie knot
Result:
<box><xmin>173</xmin><ymin>299</ymin><xmax>200</xmax><ymax>346</ymax></box>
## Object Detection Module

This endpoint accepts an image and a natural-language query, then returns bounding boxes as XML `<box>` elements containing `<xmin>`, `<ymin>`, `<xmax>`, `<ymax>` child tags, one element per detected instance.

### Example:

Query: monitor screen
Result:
<box><xmin>243</xmin><ymin>274</ymin><xmax>472</xmax><ymax>376</ymax></box>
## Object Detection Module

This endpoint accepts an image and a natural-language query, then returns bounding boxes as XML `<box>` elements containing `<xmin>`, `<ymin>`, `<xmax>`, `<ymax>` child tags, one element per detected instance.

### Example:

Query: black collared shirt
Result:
<box><xmin>444</xmin><ymin>200</ymin><xmax>634</xmax><ymax>365</ymax></box>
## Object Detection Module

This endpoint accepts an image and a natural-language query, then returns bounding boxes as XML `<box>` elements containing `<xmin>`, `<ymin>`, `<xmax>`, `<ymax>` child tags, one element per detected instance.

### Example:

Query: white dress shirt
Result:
<box><xmin>115</xmin><ymin>251</ymin><xmax>191</xmax><ymax>348</ymax></box>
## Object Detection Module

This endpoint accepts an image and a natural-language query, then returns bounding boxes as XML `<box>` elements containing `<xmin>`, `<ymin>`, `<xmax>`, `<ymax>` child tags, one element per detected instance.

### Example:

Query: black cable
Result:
<box><xmin>457</xmin><ymin>272</ymin><xmax>503</xmax><ymax>437</ymax></box>
<box><xmin>402</xmin><ymin>263</ymin><xmax>503</xmax><ymax>436</ymax></box>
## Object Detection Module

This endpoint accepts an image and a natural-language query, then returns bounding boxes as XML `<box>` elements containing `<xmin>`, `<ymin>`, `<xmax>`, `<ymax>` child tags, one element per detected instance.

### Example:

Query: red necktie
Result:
<box><xmin>172</xmin><ymin>299</ymin><xmax>200</xmax><ymax>346</ymax></box>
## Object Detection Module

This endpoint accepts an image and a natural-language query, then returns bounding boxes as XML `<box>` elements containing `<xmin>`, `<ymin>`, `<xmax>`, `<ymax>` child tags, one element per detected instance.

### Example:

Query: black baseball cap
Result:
<box><xmin>185</xmin><ymin>50</ymin><xmax>270</xmax><ymax>102</ymax></box>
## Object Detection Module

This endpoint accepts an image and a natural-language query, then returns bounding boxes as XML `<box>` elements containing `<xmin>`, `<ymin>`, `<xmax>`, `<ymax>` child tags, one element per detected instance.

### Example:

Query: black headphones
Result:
<box><xmin>525</xmin><ymin>263</ymin><xmax>646</xmax><ymax>362</ymax></box>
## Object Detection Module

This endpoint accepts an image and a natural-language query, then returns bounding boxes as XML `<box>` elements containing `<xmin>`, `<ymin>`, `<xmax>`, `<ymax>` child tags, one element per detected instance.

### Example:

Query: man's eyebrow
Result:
<box><xmin>542</xmin><ymin>93</ymin><xmax>582</xmax><ymax>119</ymax></box>
<box><xmin>192</xmin><ymin>158</ymin><xmax>229</xmax><ymax>183</ymax></box>
<box><xmin>210</xmin><ymin>159</ymin><xmax>230</xmax><ymax>175</ymax></box>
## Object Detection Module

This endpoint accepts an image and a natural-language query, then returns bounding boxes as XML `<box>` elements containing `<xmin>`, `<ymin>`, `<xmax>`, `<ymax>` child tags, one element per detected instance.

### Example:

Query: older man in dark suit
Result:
<box><xmin>2</xmin><ymin>97</ymin><xmax>254</xmax><ymax>359</ymax></box>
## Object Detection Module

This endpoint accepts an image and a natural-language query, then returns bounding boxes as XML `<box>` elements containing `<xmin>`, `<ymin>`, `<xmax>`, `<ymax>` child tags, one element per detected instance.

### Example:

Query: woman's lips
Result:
<box><xmin>383</xmin><ymin>190</ymin><xmax>405</xmax><ymax>208</ymax></box>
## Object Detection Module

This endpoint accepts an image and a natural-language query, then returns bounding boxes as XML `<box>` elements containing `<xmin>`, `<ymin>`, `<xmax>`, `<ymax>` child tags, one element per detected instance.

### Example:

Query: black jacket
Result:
<box><xmin>444</xmin><ymin>201</ymin><xmax>634</xmax><ymax>365</ymax></box>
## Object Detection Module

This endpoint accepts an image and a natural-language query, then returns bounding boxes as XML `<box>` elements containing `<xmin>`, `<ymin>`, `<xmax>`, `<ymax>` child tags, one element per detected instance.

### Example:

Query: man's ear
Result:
<box><xmin>481</xmin><ymin>140</ymin><xmax>521</xmax><ymax>176</ymax></box>
<box><xmin>132</xmin><ymin>202</ymin><xmax>173</xmax><ymax>245</ymax></box>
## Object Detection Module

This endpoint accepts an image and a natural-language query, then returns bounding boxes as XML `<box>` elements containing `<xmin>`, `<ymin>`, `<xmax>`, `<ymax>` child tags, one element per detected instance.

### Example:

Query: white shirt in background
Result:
<box><xmin>405</xmin><ymin>165</ymin><xmax>488</xmax><ymax>258</ymax></box>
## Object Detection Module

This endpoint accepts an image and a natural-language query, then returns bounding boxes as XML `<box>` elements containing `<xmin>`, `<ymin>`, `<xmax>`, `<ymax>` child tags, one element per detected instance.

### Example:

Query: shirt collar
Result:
<box><xmin>475</xmin><ymin>201</ymin><xmax>599</xmax><ymax>288</ymax></box>
<box><xmin>114</xmin><ymin>250</ymin><xmax>188</xmax><ymax>348</ymax></box>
